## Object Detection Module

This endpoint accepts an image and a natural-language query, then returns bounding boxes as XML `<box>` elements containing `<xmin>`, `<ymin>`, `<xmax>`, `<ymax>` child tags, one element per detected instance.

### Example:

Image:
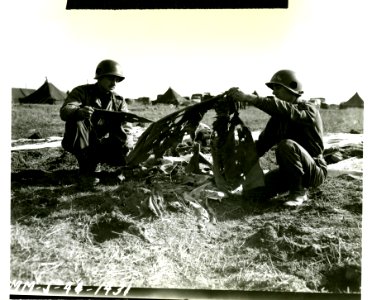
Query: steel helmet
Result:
<box><xmin>94</xmin><ymin>59</ymin><xmax>125</xmax><ymax>82</ymax></box>
<box><xmin>266</xmin><ymin>70</ymin><xmax>303</xmax><ymax>96</ymax></box>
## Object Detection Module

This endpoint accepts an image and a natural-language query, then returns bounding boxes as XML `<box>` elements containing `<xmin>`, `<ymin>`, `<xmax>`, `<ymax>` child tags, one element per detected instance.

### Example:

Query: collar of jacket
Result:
<box><xmin>92</xmin><ymin>83</ymin><xmax>123</xmax><ymax>109</ymax></box>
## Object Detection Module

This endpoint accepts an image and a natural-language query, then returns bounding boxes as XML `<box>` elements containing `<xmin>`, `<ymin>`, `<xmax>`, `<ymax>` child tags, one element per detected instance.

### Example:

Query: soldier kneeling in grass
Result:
<box><xmin>60</xmin><ymin>59</ymin><xmax>133</xmax><ymax>189</ymax></box>
<box><xmin>228</xmin><ymin>70</ymin><xmax>327</xmax><ymax>207</ymax></box>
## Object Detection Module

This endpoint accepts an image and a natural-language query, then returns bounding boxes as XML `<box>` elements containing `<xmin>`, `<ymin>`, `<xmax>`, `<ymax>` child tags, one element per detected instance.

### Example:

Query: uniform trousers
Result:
<box><xmin>243</xmin><ymin>139</ymin><xmax>327</xmax><ymax>200</ymax></box>
<box><xmin>64</xmin><ymin>119</ymin><xmax>129</xmax><ymax>175</ymax></box>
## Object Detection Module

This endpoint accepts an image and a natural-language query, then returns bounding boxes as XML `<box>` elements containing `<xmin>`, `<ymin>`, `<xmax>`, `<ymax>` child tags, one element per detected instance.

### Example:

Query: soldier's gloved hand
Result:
<box><xmin>76</xmin><ymin>106</ymin><xmax>95</xmax><ymax>120</ymax></box>
<box><xmin>226</xmin><ymin>87</ymin><xmax>241</xmax><ymax>99</ymax></box>
<box><xmin>227</xmin><ymin>87</ymin><xmax>257</xmax><ymax>105</ymax></box>
<box><xmin>244</xmin><ymin>93</ymin><xmax>259</xmax><ymax>105</ymax></box>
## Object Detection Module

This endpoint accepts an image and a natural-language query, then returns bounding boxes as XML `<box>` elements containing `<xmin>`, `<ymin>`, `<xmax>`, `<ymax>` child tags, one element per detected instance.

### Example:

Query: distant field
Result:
<box><xmin>11</xmin><ymin>103</ymin><xmax>364</xmax><ymax>139</ymax></box>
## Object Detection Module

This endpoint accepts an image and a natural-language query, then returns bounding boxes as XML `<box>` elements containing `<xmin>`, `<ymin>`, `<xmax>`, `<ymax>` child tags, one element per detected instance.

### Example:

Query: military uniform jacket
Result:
<box><xmin>60</xmin><ymin>83</ymin><xmax>130</xmax><ymax>152</ymax></box>
<box><xmin>254</xmin><ymin>97</ymin><xmax>327</xmax><ymax>172</ymax></box>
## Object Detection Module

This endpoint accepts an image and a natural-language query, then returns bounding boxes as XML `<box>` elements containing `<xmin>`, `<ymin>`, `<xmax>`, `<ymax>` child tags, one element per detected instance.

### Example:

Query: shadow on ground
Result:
<box><xmin>11</xmin><ymin>169</ymin><xmax>122</xmax><ymax>187</ymax></box>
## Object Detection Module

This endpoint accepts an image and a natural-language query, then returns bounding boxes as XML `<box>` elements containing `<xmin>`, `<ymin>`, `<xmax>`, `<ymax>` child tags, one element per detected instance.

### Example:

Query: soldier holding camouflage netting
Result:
<box><xmin>228</xmin><ymin>70</ymin><xmax>328</xmax><ymax>206</ymax></box>
<box><xmin>60</xmin><ymin>59</ymin><xmax>134</xmax><ymax>189</ymax></box>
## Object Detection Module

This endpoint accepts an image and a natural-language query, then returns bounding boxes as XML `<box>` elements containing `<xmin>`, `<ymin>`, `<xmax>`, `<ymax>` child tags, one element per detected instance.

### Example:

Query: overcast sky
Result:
<box><xmin>3</xmin><ymin>0</ymin><xmax>371</xmax><ymax>104</ymax></box>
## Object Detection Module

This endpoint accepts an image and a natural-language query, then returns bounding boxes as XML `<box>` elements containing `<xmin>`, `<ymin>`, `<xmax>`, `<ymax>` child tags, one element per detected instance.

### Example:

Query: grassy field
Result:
<box><xmin>11</xmin><ymin>103</ymin><xmax>364</xmax><ymax>139</ymax></box>
<box><xmin>10</xmin><ymin>102</ymin><xmax>363</xmax><ymax>295</ymax></box>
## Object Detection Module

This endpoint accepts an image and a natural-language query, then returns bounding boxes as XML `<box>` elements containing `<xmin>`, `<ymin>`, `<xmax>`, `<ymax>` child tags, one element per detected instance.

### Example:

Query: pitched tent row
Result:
<box><xmin>17</xmin><ymin>79</ymin><xmax>67</xmax><ymax>105</ymax></box>
<box><xmin>154</xmin><ymin>87</ymin><xmax>188</xmax><ymax>106</ymax></box>
<box><xmin>339</xmin><ymin>92</ymin><xmax>364</xmax><ymax>109</ymax></box>
<box><xmin>13</xmin><ymin>80</ymin><xmax>364</xmax><ymax>109</ymax></box>
<box><xmin>12</xmin><ymin>88</ymin><xmax>35</xmax><ymax>104</ymax></box>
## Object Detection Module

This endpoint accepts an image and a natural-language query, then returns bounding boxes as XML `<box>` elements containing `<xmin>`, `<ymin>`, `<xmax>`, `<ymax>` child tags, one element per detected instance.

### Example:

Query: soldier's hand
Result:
<box><xmin>227</xmin><ymin>87</ymin><xmax>256</xmax><ymax>105</ymax></box>
<box><xmin>226</xmin><ymin>87</ymin><xmax>241</xmax><ymax>99</ymax></box>
<box><xmin>76</xmin><ymin>106</ymin><xmax>95</xmax><ymax>119</ymax></box>
<box><xmin>244</xmin><ymin>93</ymin><xmax>259</xmax><ymax>105</ymax></box>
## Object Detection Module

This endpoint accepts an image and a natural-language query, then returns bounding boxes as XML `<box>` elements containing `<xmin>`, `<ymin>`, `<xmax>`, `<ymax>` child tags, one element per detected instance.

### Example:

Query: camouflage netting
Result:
<box><xmin>124</xmin><ymin>92</ymin><xmax>264</xmax><ymax>192</ymax></box>
<box><xmin>113</xmin><ymin>92</ymin><xmax>265</xmax><ymax>224</ymax></box>
<box><xmin>210</xmin><ymin>97</ymin><xmax>264</xmax><ymax>193</ymax></box>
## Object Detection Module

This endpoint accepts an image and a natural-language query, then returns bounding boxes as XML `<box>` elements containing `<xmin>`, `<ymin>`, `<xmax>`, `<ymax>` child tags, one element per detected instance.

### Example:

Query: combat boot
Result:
<box><xmin>76</xmin><ymin>152</ymin><xmax>100</xmax><ymax>190</ymax></box>
<box><xmin>283</xmin><ymin>175</ymin><xmax>308</xmax><ymax>207</ymax></box>
<box><xmin>78</xmin><ymin>174</ymin><xmax>100</xmax><ymax>191</ymax></box>
<box><xmin>283</xmin><ymin>189</ymin><xmax>308</xmax><ymax>207</ymax></box>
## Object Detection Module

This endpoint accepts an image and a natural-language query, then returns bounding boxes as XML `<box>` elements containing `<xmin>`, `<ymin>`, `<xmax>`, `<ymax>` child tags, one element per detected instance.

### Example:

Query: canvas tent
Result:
<box><xmin>12</xmin><ymin>88</ymin><xmax>35</xmax><ymax>104</ymax></box>
<box><xmin>155</xmin><ymin>87</ymin><xmax>188</xmax><ymax>106</ymax></box>
<box><xmin>339</xmin><ymin>92</ymin><xmax>364</xmax><ymax>109</ymax></box>
<box><xmin>19</xmin><ymin>79</ymin><xmax>67</xmax><ymax>104</ymax></box>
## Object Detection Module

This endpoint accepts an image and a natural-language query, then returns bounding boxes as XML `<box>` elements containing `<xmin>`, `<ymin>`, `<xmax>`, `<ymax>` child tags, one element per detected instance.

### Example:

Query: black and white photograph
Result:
<box><xmin>5</xmin><ymin>0</ymin><xmax>369</xmax><ymax>299</ymax></box>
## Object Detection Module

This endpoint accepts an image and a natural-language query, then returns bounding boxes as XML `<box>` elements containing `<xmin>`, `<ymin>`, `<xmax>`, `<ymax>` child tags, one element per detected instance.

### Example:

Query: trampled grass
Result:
<box><xmin>10</xmin><ymin>102</ymin><xmax>363</xmax><ymax>295</ymax></box>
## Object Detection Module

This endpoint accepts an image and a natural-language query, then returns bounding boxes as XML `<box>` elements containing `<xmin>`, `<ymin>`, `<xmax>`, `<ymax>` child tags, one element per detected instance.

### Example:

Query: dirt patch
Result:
<box><xmin>244</xmin><ymin>222</ymin><xmax>279</xmax><ymax>252</ymax></box>
<box><xmin>90</xmin><ymin>212</ymin><xmax>135</xmax><ymax>243</ymax></box>
<box><xmin>322</xmin><ymin>263</ymin><xmax>361</xmax><ymax>292</ymax></box>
